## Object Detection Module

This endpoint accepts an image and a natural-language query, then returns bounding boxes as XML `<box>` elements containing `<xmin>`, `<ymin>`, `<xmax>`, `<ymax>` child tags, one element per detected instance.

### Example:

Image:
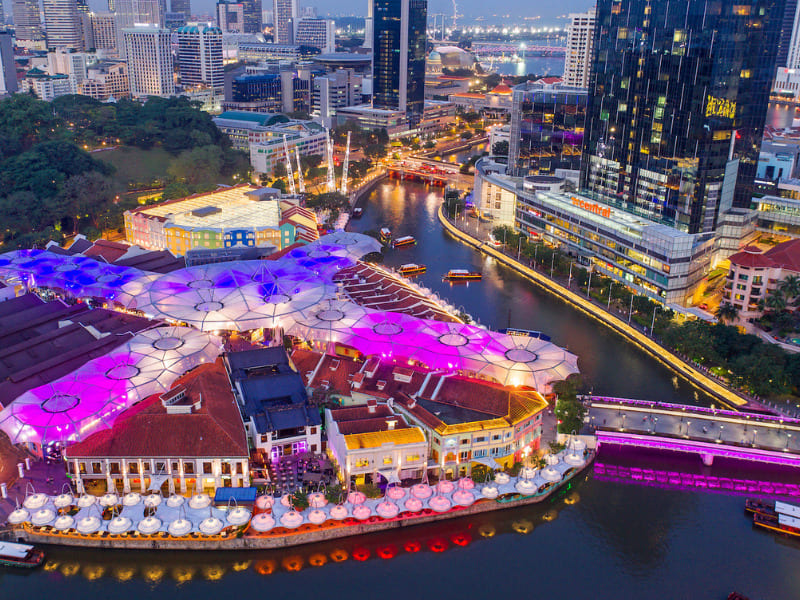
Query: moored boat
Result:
<box><xmin>745</xmin><ymin>498</ymin><xmax>776</xmax><ymax>518</ymax></box>
<box><xmin>444</xmin><ymin>269</ymin><xmax>482</xmax><ymax>281</ymax></box>
<box><xmin>352</xmin><ymin>207</ymin><xmax>363</xmax><ymax>218</ymax></box>
<box><xmin>398</xmin><ymin>263</ymin><xmax>426</xmax><ymax>276</ymax></box>
<box><xmin>392</xmin><ymin>235</ymin><xmax>416</xmax><ymax>248</ymax></box>
<box><xmin>0</xmin><ymin>542</ymin><xmax>45</xmax><ymax>568</ymax></box>
<box><xmin>380</xmin><ymin>227</ymin><xmax>392</xmax><ymax>242</ymax></box>
<box><xmin>753</xmin><ymin>512</ymin><xmax>800</xmax><ymax>538</ymax></box>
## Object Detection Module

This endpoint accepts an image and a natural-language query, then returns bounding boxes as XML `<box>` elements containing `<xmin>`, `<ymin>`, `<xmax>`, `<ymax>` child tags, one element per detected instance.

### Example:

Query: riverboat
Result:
<box><xmin>444</xmin><ymin>269</ymin><xmax>482</xmax><ymax>281</ymax></box>
<box><xmin>0</xmin><ymin>542</ymin><xmax>45</xmax><ymax>568</ymax></box>
<box><xmin>745</xmin><ymin>498</ymin><xmax>777</xmax><ymax>518</ymax></box>
<box><xmin>398</xmin><ymin>264</ymin><xmax>426</xmax><ymax>276</ymax></box>
<box><xmin>380</xmin><ymin>228</ymin><xmax>392</xmax><ymax>243</ymax></box>
<box><xmin>392</xmin><ymin>236</ymin><xmax>416</xmax><ymax>248</ymax></box>
<box><xmin>753</xmin><ymin>512</ymin><xmax>800</xmax><ymax>538</ymax></box>
<box><xmin>352</xmin><ymin>207</ymin><xmax>363</xmax><ymax>218</ymax></box>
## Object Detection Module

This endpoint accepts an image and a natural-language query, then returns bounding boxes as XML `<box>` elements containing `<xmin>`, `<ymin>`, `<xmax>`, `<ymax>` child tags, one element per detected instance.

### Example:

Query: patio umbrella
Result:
<box><xmin>108</xmin><ymin>516</ymin><xmax>133</xmax><ymax>534</ymax></box>
<box><xmin>168</xmin><ymin>518</ymin><xmax>193</xmax><ymax>536</ymax></box>
<box><xmin>226</xmin><ymin>506</ymin><xmax>251</xmax><ymax>526</ymax></box>
<box><xmin>53</xmin><ymin>514</ymin><xmax>75</xmax><ymax>530</ymax></box>
<box><xmin>7</xmin><ymin>508</ymin><xmax>29</xmax><ymax>524</ymax></box>
<box><xmin>137</xmin><ymin>516</ymin><xmax>162</xmax><ymax>534</ymax></box>
<box><xmin>199</xmin><ymin>516</ymin><xmax>224</xmax><ymax>535</ymax></box>
<box><xmin>122</xmin><ymin>492</ymin><xmax>141</xmax><ymax>507</ymax></box>
<box><xmin>53</xmin><ymin>493</ymin><xmax>74</xmax><ymax>509</ymax></box>
<box><xmin>23</xmin><ymin>493</ymin><xmax>48</xmax><ymax>510</ymax></box>
<box><xmin>249</xmin><ymin>512</ymin><xmax>276</xmax><ymax>532</ymax></box>
<box><xmin>188</xmin><ymin>493</ymin><xmax>211</xmax><ymax>510</ymax></box>
<box><xmin>166</xmin><ymin>494</ymin><xmax>185</xmax><ymax>508</ymax></box>
<box><xmin>76</xmin><ymin>515</ymin><xmax>102</xmax><ymax>534</ymax></box>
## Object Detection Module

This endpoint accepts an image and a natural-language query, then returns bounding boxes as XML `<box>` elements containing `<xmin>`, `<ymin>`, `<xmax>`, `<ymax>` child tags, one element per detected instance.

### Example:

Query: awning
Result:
<box><xmin>147</xmin><ymin>474</ymin><xmax>169</xmax><ymax>492</ymax></box>
<box><xmin>472</xmin><ymin>456</ymin><xmax>502</xmax><ymax>470</ymax></box>
<box><xmin>378</xmin><ymin>469</ymin><xmax>400</xmax><ymax>484</ymax></box>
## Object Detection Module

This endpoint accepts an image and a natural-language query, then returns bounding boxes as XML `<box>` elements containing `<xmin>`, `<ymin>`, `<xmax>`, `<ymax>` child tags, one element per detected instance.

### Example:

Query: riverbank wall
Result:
<box><xmin>437</xmin><ymin>205</ymin><xmax>752</xmax><ymax>412</ymax></box>
<box><xmin>10</xmin><ymin>458</ymin><xmax>591</xmax><ymax>551</ymax></box>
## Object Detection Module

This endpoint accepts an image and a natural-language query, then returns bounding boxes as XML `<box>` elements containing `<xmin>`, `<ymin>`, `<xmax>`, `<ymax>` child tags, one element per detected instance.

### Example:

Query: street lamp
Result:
<box><xmin>628</xmin><ymin>294</ymin><xmax>634</xmax><ymax>324</ymax></box>
<box><xmin>568</xmin><ymin>261</ymin><xmax>574</xmax><ymax>287</ymax></box>
<box><xmin>550</xmin><ymin>252</ymin><xmax>555</xmax><ymax>278</ymax></box>
<box><xmin>607</xmin><ymin>282</ymin><xmax>613</xmax><ymax>309</ymax></box>
<box><xmin>517</xmin><ymin>236</ymin><xmax>523</xmax><ymax>261</ymax></box>
<box><xmin>650</xmin><ymin>305</ymin><xmax>659</xmax><ymax>336</ymax></box>
<box><xmin>587</xmin><ymin>269</ymin><xmax>593</xmax><ymax>297</ymax></box>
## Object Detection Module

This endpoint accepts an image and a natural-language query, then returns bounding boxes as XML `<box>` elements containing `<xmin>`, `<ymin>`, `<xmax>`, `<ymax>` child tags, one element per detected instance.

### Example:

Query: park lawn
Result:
<box><xmin>96</xmin><ymin>146</ymin><xmax>175</xmax><ymax>187</ymax></box>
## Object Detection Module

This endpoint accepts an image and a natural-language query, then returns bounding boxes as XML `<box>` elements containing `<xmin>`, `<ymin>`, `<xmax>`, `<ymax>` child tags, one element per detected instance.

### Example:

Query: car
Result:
<box><xmin>699</xmin><ymin>303</ymin><xmax>709</xmax><ymax>310</ymax></box>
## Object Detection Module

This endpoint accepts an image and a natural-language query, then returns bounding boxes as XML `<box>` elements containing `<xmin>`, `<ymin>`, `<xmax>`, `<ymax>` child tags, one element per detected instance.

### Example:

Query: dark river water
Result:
<box><xmin>3</xmin><ymin>181</ymin><xmax>799</xmax><ymax>600</ymax></box>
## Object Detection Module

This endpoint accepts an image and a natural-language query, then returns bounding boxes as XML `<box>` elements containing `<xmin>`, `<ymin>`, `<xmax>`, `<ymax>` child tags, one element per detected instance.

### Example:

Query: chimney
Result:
<box><xmin>367</xmin><ymin>399</ymin><xmax>377</xmax><ymax>414</ymax></box>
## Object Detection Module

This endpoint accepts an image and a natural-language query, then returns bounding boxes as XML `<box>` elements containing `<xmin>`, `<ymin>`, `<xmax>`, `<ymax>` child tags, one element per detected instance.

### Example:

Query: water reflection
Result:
<box><xmin>28</xmin><ymin>476</ymin><xmax>590</xmax><ymax>586</ymax></box>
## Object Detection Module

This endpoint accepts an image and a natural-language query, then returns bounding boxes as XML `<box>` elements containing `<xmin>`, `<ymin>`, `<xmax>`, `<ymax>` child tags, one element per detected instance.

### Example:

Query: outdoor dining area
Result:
<box><xmin>252</xmin><ymin>452</ymin><xmax>336</xmax><ymax>496</ymax></box>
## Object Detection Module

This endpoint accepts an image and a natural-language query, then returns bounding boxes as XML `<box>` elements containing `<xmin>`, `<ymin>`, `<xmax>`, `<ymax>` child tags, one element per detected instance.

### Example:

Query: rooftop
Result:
<box><xmin>65</xmin><ymin>360</ymin><xmax>249</xmax><ymax>459</ymax></box>
<box><xmin>343</xmin><ymin>427</ymin><xmax>425</xmax><ymax>450</ymax></box>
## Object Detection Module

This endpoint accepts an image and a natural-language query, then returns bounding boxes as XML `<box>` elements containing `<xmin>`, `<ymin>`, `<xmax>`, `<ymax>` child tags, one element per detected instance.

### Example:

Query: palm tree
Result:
<box><xmin>779</xmin><ymin>275</ymin><xmax>800</xmax><ymax>305</ymax></box>
<box><xmin>766</xmin><ymin>289</ymin><xmax>787</xmax><ymax>313</ymax></box>
<box><xmin>715</xmin><ymin>302</ymin><xmax>740</xmax><ymax>324</ymax></box>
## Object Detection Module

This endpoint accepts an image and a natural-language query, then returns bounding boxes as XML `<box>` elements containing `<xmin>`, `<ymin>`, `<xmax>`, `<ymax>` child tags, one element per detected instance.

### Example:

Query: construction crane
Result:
<box><xmin>282</xmin><ymin>135</ymin><xmax>296</xmax><ymax>195</ymax></box>
<box><xmin>451</xmin><ymin>0</ymin><xmax>458</xmax><ymax>30</ymax></box>
<box><xmin>340</xmin><ymin>131</ymin><xmax>351</xmax><ymax>195</ymax></box>
<box><xmin>295</xmin><ymin>146</ymin><xmax>305</xmax><ymax>193</ymax></box>
<box><xmin>325</xmin><ymin>129</ymin><xmax>336</xmax><ymax>193</ymax></box>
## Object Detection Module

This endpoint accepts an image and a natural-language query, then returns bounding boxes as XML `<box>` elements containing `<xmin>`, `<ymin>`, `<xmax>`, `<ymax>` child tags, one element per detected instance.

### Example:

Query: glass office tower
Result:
<box><xmin>580</xmin><ymin>0</ymin><xmax>785</xmax><ymax>234</ymax></box>
<box><xmin>372</xmin><ymin>0</ymin><xmax>427</xmax><ymax>129</ymax></box>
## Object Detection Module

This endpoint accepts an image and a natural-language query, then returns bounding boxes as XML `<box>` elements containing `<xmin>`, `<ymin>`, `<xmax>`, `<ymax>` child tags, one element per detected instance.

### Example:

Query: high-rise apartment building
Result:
<box><xmin>216</xmin><ymin>0</ymin><xmax>244</xmax><ymax>32</ymax></box>
<box><xmin>372</xmin><ymin>0</ymin><xmax>427</xmax><ymax>129</ymax></box>
<box><xmin>12</xmin><ymin>0</ymin><xmax>45</xmax><ymax>42</ymax></box>
<box><xmin>294</xmin><ymin>17</ymin><xmax>334</xmax><ymax>53</ymax></box>
<box><xmin>580</xmin><ymin>0</ymin><xmax>785</xmax><ymax>235</ymax></box>
<box><xmin>313</xmin><ymin>68</ymin><xmax>362</xmax><ymax>127</ymax></box>
<box><xmin>562</xmin><ymin>9</ymin><xmax>595</xmax><ymax>88</ymax></box>
<box><xmin>363</xmin><ymin>0</ymin><xmax>372</xmax><ymax>50</ymax></box>
<box><xmin>90</xmin><ymin>12</ymin><xmax>117</xmax><ymax>51</ymax></box>
<box><xmin>79</xmin><ymin>60</ymin><xmax>130</xmax><ymax>99</ymax></box>
<box><xmin>0</xmin><ymin>31</ymin><xmax>18</xmax><ymax>96</ymax></box>
<box><xmin>115</xmin><ymin>0</ymin><xmax>166</xmax><ymax>58</ymax></box>
<box><xmin>177</xmin><ymin>25</ymin><xmax>223</xmax><ymax>92</ymax></box>
<box><xmin>272</xmin><ymin>0</ymin><xmax>297</xmax><ymax>43</ymax></box>
<box><xmin>43</xmin><ymin>0</ymin><xmax>83</xmax><ymax>49</ymax></box>
<box><xmin>123</xmin><ymin>25</ymin><xmax>173</xmax><ymax>97</ymax></box>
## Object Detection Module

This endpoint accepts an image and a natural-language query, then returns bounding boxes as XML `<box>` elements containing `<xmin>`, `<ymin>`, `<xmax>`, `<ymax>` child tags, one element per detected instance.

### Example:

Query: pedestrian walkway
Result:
<box><xmin>437</xmin><ymin>204</ymin><xmax>760</xmax><ymax>413</ymax></box>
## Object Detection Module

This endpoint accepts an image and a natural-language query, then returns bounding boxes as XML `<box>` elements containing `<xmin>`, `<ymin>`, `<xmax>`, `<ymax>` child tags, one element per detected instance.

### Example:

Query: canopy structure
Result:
<box><xmin>0</xmin><ymin>249</ymin><xmax>144</xmax><ymax>301</ymax></box>
<box><xmin>120</xmin><ymin>260</ymin><xmax>337</xmax><ymax>332</ymax></box>
<box><xmin>0</xmin><ymin>326</ymin><xmax>222</xmax><ymax>445</ymax></box>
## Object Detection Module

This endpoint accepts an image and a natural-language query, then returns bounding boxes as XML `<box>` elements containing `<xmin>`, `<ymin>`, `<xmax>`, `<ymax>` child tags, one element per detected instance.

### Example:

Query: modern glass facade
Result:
<box><xmin>508</xmin><ymin>81</ymin><xmax>587</xmax><ymax>177</ymax></box>
<box><xmin>580</xmin><ymin>0</ymin><xmax>785</xmax><ymax>235</ymax></box>
<box><xmin>372</xmin><ymin>0</ymin><xmax>427</xmax><ymax>129</ymax></box>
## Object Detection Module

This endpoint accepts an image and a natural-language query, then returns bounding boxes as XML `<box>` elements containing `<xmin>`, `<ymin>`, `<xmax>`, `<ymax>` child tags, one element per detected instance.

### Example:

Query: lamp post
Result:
<box><xmin>568</xmin><ymin>262</ymin><xmax>574</xmax><ymax>287</ymax></box>
<box><xmin>587</xmin><ymin>269</ymin><xmax>593</xmax><ymax>297</ymax></box>
<box><xmin>607</xmin><ymin>282</ymin><xmax>613</xmax><ymax>309</ymax></box>
<box><xmin>534</xmin><ymin>244</ymin><xmax>538</xmax><ymax>267</ymax></box>
<box><xmin>650</xmin><ymin>305</ymin><xmax>659</xmax><ymax>336</ymax></box>
<box><xmin>550</xmin><ymin>252</ymin><xmax>555</xmax><ymax>278</ymax></box>
<box><xmin>517</xmin><ymin>236</ymin><xmax>523</xmax><ymax>261</ymax></box>
<box><xmin>628</xmin><ymin>294</ymin><xmax>634</xmax><ymax>323</ymax></box>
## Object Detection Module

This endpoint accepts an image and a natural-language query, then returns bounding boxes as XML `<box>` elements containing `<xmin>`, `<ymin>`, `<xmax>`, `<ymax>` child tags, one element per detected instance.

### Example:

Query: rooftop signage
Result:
<box><xmin>572</xmin><ymin>197</ymin><xmax>612</xmax><ymax>218</ymax></box>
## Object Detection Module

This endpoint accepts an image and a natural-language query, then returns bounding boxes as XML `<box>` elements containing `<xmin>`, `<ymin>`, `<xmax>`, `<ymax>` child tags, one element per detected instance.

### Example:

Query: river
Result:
<box><xmin>3</xmin><ymin>181</ymin><xmax>799</xmax><ymax>599</ymax></box>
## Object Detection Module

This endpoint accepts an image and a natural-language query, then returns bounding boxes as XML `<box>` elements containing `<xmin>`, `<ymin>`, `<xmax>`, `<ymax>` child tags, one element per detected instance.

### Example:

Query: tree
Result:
<box><xmin>766</xmin><ymin>289</ymin><xmax>787</xmax><ymax>313</ymax></box>
<box><xmin>300</xmin><ymin>154</ymin><xmax>323</xmax><ymax>173</ymax></box>
<box><xmin>272</xmin><ymin>162</ymin><xmax>288</xmax><ymax>179</ymax></box>
<box><xmin>552</xmin><ymin>377</ymin><xmax>586</xmax><ymax>434</ymax></box>
<box><xmin>780</xmin><ymin>275</ymin><xmax>800</xmax><ymax>305</ymax></box>
<box><xmin>715</xmin><ymin>302</ymin><xmax>740</xmax><ymax>325</ymax></box>
<box><xmin>492</xmin><ymin>140</ymin><xmax>509</xmax><ymax>156</ymax></box>
<box><xmin>167</xmin><ymin>145</ymin><xmax>222</xmax><ymax>185</ymax></box>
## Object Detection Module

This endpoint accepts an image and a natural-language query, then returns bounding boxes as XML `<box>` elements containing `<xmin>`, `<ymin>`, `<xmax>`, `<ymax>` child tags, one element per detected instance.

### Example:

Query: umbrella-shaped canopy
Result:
<box><xmin>249</xmin><ymin>512</ymin><xmax>275</xmax><ymax>532</ymax></box>
<box><xmin>226</xmin><ymin>506</ymin><xmax>251</xmax><ymax>526</ymax></box>
<box><xmin>76</xmin><ymin>515</ymin><xmax>102</xmax><ymax>534</ymax></box>
<box><xmin>199</xmin><ymin>516</ymin><xmax>224</xmax><ymax>535</ymax></box>
<box><xmin>0</xmin><ymin>371</ymin><xmax>130</xmax><ymax>446</ymax></box>
<box><xmin>7</xmin><ymin>508</ymin><xmax>29</xmax><ymax>524</ymax></box>
<box><xmin>53</xmin><ymin>493</ymin><xmax>74</xmax><ymax>508</ymax></box>
<box><xmin>168</xmin><ymin>518</ymin><xmax>193</xmax><ymax>536</ymax></box>
<box><xmin>108</xmin><ymin>516</ymin><xmax>133</xmax><ymax>534</ymax></box>
<box><xmin>53</xmin><ymin>514</ymin><xmax>75</xmax><ymax>530</ymax></box>
<box><xmin>285</xmin><ymin>299</ymin><xmax>368</xmax><ymax>345</ymax></box>
<box><xmin>312</xmin><ymin>232</ymin><xmax>382</xmax><ymax>261</ymax></box>
<box><xmin>121</xmin><ymin>261</ymin><xmax>336</xmax><ymax>332</ymax></box>
<box><xmin>23</xmin><ymin>493</ymin><xmax>48</xmax><ymax>510</ymax></box>
<box><xmin>137</xmin><ymin>516</ymin><xmax>162</xmax><ymax>534</ymax></box>
<box><xmin>487</xmin><ymin>334</ymin><xmax>580</xmax><ymax>390</ymax></box>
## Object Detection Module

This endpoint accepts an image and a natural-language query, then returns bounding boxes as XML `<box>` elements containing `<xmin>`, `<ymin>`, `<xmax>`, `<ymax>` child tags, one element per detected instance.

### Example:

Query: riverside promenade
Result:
<box><xmin>437</xmin><ymin>204</ymin><xmax>757</xmax><ymax>412</ymax></box>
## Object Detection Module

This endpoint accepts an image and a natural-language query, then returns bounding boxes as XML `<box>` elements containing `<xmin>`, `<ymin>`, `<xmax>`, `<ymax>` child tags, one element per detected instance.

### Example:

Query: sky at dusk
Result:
<box><xmin>87</xmin><ymin>0</ymin><xmax>595</xmax><ymax>26</ymax></box>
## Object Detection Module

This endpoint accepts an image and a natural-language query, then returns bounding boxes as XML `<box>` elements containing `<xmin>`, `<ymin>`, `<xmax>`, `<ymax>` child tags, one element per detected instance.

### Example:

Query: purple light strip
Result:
<box><xmin>586</xmin><ymin>395</ymin><xmax>800</xmax><ymax>425</ymax></box>
<box><xmin>596</xmin><ymin>431</ymin><xmax>800</xmax><ymax>467</ymax></box>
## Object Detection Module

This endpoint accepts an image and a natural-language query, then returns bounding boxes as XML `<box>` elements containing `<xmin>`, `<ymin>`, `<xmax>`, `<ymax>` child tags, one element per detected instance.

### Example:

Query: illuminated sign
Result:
<box><xmin>572</xmin><ymin>197</ymin><xmax>612</xmax><ymax>218</ymax></box>
<box><xmin>705</xmin><ymin>96</ymin><xmax>736</xmax><ymax>119</ymax></box>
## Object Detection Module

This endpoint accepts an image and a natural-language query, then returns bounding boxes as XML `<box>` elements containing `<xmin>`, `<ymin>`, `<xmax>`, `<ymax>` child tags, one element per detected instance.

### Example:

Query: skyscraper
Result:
<box><xmin>114</xmin><ymin>0</ymin><xmax>166</xmax><ymax>58</ymax></box>
<box><xmin>177</xmin><ymin>25</ymin><xmax>223</xmax><ymax>92</ymax></box>
<box><xmin>90</xmin><ymin>12</ymin><xmax>117</xmax><ymax>52</ymax></box>
<box><xmin>216</xmin><ymin>0</ymin><xmax>244</xmax><ymax>33</ymax></box>
<box><xmin>363</xmin><ymin>0</ymin><xmax>373</xmax><ymax>50</ymax></box>
<box><xmin>784</xmin><ymin>1</ymin><xmax>800</xmax><ymax>68</ymax></box>
<box><xmin>562</xmin><ymin>9</ymin><xmax>595</xmax><ymax>88</ymax></box>
<box><xmin>124</xmin><ymin>25</ymin><xmax>173</xmax><ymax>97</ymax></box>
<box><xmin>0</xmin><ymin>31</ymin><xmax>18</xmax><ymax>95</ymax></box>
<box><xmin>372</xmin><ymin>0</ymin><xmax>426</xmax><ymax>129</ymax></box>
<box><xmin>43</xmin><ymin>0</ymin><xmax>84</xmax><ymax>50</ymax></box>
<box><xmin>580</xmin><ymin>0</ymin><xmax>785</xmax><ymax>235</ymax></box>
<box><xmin>12</xmin><ymin>0</ymin><xmax>45</xmax><ymax>42</ymax></box>
<box><xmin>171</xmin><ymin>0</ymin><xmax>190</xmax><ymax>17</ymax></box>
<box><xmin>272</xmin><ymin>0</ymin><xmax>297</xmax><ymax>43</ymax></box>
<box><xmin>241</xmin><ymin>0</ymin><xmax>261</xmax><ymax>33</ymax></box>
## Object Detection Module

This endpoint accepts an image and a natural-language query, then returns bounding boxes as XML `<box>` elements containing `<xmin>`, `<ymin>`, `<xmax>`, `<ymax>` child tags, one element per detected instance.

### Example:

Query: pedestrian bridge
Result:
<box><xmin>584</xmin><ymin>396</ymin><xmax>800</xmax><ymax>468</ymax></box>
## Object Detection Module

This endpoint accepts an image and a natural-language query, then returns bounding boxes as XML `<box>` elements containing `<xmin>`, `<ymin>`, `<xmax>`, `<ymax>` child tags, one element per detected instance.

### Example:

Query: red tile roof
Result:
<box><xmin>764</xmin><ymin>238</ymin><xmax>800</xmax><ymax>272</ymax></box>
<box><xmin>66</xmin><ymin>360</ymin><xmax>248</xmax><ymax>459</ymax></box>
<box><xmin>728</xmin><ymin>247</ymin><xmax>775</xmax><ymax>269</ymax></box>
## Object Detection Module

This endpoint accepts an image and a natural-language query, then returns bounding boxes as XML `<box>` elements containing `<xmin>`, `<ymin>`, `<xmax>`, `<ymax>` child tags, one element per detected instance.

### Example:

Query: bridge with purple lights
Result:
<box><xmin>584</xmin><ymin>396</ymin><xmax>800</xmax><ymax>468</ymax></box>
